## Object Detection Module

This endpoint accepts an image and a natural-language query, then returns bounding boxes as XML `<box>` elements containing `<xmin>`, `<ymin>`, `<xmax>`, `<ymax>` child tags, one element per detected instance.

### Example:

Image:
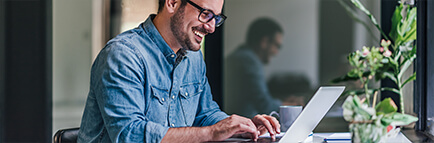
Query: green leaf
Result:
<box><xmin>375</xmin><ymin>98</ymin><xmax>397</xmax><ymax>115</ymax></box>
<box><xmin>350</xmin><ymin>0</ymin><xmax>389</xmax><ymax>40</ymax></box>
<box><xmin>394</xmin><ymin>51</ymin><xmax>402</xmax><ymax>63</ymax></box>
<box><xmin>388</xmin><ymin>57</ymin><xmax>400</xmax><ymax>73</ymax></box>
<box><xmin>348</xmin><ymin>69</ymin><xmax>360</xmax><ymax>78</ymax></box>
<box><xmin>337</xmin><ymin>0</ymin><xmax>380</xmax><ymax>41</ymax></box>
<box><xmin>400</xmin><ymin>7</ymin><xmax>417</xmax><ymax>36</ymax></box>
<box><xmin>381</xmin><ymin>113</ymin><xmax>419</xmax><ymax>126</ymax></box>
<box><xmin>350</xmin><ymin>0</ymin><xmax>371</xmax><ymax>16</ymax></box>
<box><xmin>382</xmin><ymin>72</ymin><xmax>398</xmax><ymax>83</ymax></box>
<box><xmin>400</xmin><ymin>7</ymin><xmax>417</xmax><ymax>44</ymax></box>
<box><xmin>398</xmin><ymin>56</ymin><xmax>416</xmax><ymax>79</ymax></box>
<box><xmin>389</xmin><ymin>4</ymin><xmax>403</xmax><ymax>42</ymax></box>
<box><xmin>380</xmin><ymin>87</ymin><xmax>400</xmax><ymax>95</ymax></box>
<box><xmin>401</xmin><ymin>22</ymin><xmax>416</xmax><ymax>43</ymax></box>
<box><xmin>343</xmin><ymin>96</ymin><xmax>375</xmax><ymax>121</ymax></box>
<box><xmin>401</xmin><ymin>72</ymin><xmax>416</xmax><ymax>88</ymax></box>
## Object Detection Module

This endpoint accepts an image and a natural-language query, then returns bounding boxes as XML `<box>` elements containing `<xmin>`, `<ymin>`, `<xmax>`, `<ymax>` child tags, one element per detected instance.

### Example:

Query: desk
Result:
<box><xmin>313</xmin><ymin>132</ymin><xmax>410</xmax><ymax>143</ymax></box>
<box><xmin>222</xmin><ymin>132</ymin><xmax>412</xmax><ymax>142</ymax></box>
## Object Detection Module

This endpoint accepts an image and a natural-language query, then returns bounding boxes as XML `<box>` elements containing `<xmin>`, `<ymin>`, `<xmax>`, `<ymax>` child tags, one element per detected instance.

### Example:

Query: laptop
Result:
<box><xmin>278</xmin><ymin>86</ymin><xmax>345</xmax><ymax>142</ymax></box>
<box><xmin>253</xmin><ymin>86</ymin><xmax>345</xmax><ymax>143</ymax></box>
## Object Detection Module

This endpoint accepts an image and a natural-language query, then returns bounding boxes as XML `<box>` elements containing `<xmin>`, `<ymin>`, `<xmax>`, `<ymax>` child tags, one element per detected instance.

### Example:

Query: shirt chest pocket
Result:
<box><xmin>146</xmin><ymin>86</ymin><xmax>169</xmax><ymax>125</ymax></box>
<box><xmin>179</xmin><ymin>83</ymin><xmax>203</xmax><ymax>98</ymax></box>
<box><xmin>179</xmin><ymin>82</ymin><xmax>203</xmax><ymax>125</ymax></box>
<box><xmin>151</xmin><ymin>86</ymin><xmax>169</xmax><ymax>105</ymax></box>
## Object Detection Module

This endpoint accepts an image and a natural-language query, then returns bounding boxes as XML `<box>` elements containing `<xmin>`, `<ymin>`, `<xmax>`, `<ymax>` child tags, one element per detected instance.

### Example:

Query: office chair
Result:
<box><xmin>53</xmin><ymin>127</ymin><xmax>80</xmax><ymax>143</ymax></box>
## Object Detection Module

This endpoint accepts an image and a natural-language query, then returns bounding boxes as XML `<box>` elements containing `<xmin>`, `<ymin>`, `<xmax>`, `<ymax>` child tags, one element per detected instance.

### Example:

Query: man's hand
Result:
<box><xmin>162</xmin><ymin>114</ymin><xmax>280</xmax><ymax>142</ymax></box>
<box><xmin>251</xmin><ymin>114</ymin><xmax>281</xmax><ymax>140</ymax></box>
<box><xmin>208</xmin><ymin>114</ymin><xmax>260</xmax><ymax>141</ymax></box>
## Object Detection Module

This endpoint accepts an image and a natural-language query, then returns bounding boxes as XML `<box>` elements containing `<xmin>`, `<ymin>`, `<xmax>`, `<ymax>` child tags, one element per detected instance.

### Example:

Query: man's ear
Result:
<box><xmin>165</xmin><ymin>0</ymin><xmax>179</xmax><ymax>14</ymax></box>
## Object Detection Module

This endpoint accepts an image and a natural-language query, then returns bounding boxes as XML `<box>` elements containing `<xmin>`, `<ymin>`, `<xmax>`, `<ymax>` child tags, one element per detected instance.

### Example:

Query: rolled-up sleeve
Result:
<box><xmin>93</xmin><ymin>42</ymin><xmax>168</xmax><ymax>142</ymax></box>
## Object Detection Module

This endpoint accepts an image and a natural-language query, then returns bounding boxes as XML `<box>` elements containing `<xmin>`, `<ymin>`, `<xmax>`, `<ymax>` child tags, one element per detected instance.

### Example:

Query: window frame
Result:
<box><xmin>415</xmin><ymin>0</ymin><xmax>434</xmax><ymax>135</ymax></box>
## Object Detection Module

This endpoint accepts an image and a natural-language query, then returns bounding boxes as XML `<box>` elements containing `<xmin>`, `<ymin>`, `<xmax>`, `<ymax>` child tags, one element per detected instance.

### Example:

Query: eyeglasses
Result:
<box><xmin>186</xmin><ymin>0</ymin><xmax>227</xmax><ymax>27</ymax></box>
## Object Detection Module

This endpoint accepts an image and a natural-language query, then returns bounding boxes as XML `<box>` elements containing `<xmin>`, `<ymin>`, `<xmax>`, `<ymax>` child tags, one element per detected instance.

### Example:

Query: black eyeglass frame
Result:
<box><xmin>186</xmin><ymin>0</ymin><xmax>227</xmax><ymax>27</ymax></box>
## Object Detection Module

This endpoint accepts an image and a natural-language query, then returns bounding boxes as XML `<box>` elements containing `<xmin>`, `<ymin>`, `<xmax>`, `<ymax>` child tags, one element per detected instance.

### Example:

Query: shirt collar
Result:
<box><xmin>142</xmin><ymin>14</ymin><xmax>178</xmax><ymax>64</ymax></box>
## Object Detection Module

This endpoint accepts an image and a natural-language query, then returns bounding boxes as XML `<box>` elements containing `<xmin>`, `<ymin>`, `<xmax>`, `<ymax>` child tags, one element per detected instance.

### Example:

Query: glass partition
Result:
<box><xmin>222</xmin><ymin>0</ymin><xmax>384</xmax><ymax>132</ymax></box>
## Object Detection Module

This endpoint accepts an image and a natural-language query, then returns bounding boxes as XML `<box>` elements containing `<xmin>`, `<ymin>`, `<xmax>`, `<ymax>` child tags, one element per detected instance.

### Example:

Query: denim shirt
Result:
<box><xmin>78</xmin><ymin>15</ymin><xmax>228</xmax><ymax>143</ymax></box>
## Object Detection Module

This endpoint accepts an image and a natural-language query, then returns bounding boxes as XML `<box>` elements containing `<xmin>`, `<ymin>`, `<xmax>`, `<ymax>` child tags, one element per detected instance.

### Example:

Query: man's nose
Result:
<box><xmin>204</xmin><ymin>19</ymin><xmax>216</xmax><ymax>34</ymax></box>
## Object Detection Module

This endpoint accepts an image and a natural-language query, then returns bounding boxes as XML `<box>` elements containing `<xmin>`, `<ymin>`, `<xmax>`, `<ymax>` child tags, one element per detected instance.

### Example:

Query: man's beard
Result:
<box><xmin>170</xmin><ymin>6</ymin><xmax>196</xmax><ymax>51</ymax></box>
<box><xmin>170</xmin><ymin>6</ymin><xmax>209</xmax><ymax>52</ymax></box>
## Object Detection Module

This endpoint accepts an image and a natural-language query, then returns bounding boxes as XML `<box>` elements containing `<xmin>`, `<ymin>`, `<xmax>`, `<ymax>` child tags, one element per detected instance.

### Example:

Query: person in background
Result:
<box><xmin>225</xmin><ymin>17</ymin><xmax>284</xmax><ymax>118</ymax></box>
<box><xmin>78</xmin><ymin>0</ymin><xmax>280</xmax><ymax>142</ymax></box>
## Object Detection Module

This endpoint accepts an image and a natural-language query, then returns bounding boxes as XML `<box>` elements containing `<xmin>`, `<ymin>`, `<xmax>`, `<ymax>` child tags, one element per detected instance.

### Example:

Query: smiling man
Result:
<box><xmin>77</xmin><ymin>0</ymin><xmax>280</xmax><ymax>142</ymax></box>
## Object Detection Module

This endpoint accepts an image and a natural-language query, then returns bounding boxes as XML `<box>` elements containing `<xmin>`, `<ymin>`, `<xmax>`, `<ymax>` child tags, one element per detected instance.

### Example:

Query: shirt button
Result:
<box><xmin>185</xmin><ymin>93</ymin><xmax>188</xmax><ymax>96</ymax></box>
<box><xmin>171</xmin><ymin>54</ymin><xmax>175</xmax><ymax>58</ymax></box>
<box><xmin>171</xmin><ymin>124</ymin><xmax>175</xmax><ymax>127</ymax></box>
<box><xmin>162</xmin><ymin>98</ymin><xmax>165</xmax><ymax>102</ymax></box>
<box><xmin>172</xmin><ymin>96</ymin><xmax>175</xmax><ymax>99</ymax></box>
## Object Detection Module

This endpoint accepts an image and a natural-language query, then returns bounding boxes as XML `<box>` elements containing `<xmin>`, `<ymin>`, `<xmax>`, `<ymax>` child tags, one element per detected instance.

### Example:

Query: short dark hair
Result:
<box><xmin>246</xmin><ymin>17</ymin><xmax>283</xmax><ymax>47</ymax></box>
<box><xmin>158</xmin><ymin>0</ymin><xmax>188</xmax><ymax>13</ymax></box>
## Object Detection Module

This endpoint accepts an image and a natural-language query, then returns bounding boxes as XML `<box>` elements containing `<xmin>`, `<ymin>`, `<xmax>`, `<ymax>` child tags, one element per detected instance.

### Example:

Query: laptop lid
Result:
<box><xmin>279</xmin><ymin>86</ymin><xmax>345</xmax><ymax>143</ymax></box>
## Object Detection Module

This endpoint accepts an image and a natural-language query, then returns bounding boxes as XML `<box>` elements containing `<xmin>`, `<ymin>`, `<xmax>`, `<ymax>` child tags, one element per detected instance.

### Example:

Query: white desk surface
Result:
<box><xmin>253</xmin><ymin>132</ymin><xmax>411</xmax><ymax>143</ymax></box>
<box><xmin>313</xmin><ymin>132</ymin><xmax>411</xmax><ymax>143</ymax></box>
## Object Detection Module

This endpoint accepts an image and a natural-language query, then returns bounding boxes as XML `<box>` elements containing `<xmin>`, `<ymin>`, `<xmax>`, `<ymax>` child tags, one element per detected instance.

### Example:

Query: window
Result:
<box><xmin>415</xmin><ymin>0</ymin><xmax>434</xmax><ymax>136</ymax></box>
<box><xmin>52</xmin><ymin>0</ymin><xmax>158</xmax><ymax>133</ymax></box>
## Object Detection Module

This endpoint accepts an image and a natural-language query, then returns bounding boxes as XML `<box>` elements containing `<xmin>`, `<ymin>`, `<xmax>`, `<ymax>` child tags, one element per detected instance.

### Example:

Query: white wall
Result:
<box><xmin>120</xmin><ymin>0</ymin><xmax>158</xmax><ymax>32</ymax></box>
<box><xmin>352</xmin><ymin>0</ymin><xmax>381</xmax><ymax>51</ymax></box>
<box><xmin>53</xmin><ymin>0</ymin><xmax>92</xmax><ymax>132</ymax></box>
<box><xmin>224</xmin><ymin>0</ymin><xmax>319</xmax><ymax>87</ymax></box>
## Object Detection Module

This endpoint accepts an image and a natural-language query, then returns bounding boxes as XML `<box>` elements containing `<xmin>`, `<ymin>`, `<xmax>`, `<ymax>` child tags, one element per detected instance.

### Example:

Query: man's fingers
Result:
<box><xmin>257</xmin><ymin>125</ymin><xmax>267</xmax><ymax>134</ymax></box>
<box><xmin>237</xmin><ymin>124</ymin><xmax>256</xmax><ymax>133</ymax></box>
<box><xmin>264</xmin><ymin>115</ymin><xmax>281</xmax><ymax>134</ymax></box>
<box><xmin>257</xmin><ymin>115</ymin><xmax>275</xmax><ymax>135</ymax></box>
<box><xmin>236</xmin><ymin>124</ymin><xmax>259</xmax><ymax>140</ymax></box>
<box><xmin>232</xmin><ymin>115</ymin><xmax>258</xmax><ymax>134</ymax></box>
<box><xmin>246</xmin><ymin>119</ymin><xmax>259</xmax><ymax>132</ymax></box>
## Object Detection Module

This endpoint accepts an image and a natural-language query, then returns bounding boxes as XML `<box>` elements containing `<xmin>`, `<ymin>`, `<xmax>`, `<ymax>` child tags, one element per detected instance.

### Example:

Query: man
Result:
<box><xmin>224</xmin><ymin>18</ymin><xmax>284</xmax><ymax>118</ymax></box>
<box><xmin>78</xmin><ymin>0</ymin><xmax>280</xmax><ymax>142</ymax></box>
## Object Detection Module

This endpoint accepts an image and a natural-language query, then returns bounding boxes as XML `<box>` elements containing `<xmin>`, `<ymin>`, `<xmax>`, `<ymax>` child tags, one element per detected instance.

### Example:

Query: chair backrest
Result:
<box><xmin>53</xmin><ymin>127</ymin><xmax>80</xmax><ymax>143</ymax></box>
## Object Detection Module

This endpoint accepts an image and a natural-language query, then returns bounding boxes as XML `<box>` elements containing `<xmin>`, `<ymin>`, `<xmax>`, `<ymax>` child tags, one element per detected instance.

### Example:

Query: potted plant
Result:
<box><xmin>332</xmin><ymin>0</ymin><xmax>418</xmax><ymax>142</ymax></box>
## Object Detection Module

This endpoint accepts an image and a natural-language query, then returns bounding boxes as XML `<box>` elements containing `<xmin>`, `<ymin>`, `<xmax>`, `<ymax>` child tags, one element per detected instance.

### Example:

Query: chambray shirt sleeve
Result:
<box><xmin>193</xmin><ymin>54</ymin><xmax>229</xmax><ymax>127</ymax></box>
<box><xmin>92</xmin><ymin>42</ymin><xmax>168</xmax><ymax>142</ymax></box>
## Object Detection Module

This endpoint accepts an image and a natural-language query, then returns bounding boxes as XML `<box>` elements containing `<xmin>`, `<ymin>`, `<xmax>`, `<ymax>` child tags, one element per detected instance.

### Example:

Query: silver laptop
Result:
<box><xmin>278</xmin><ymin>86</ymin><xmax>345</xmax><ymax>143</ymax></box>
<box><xmin>225</xmin><ymin>86</ymin><xmax>345</xmax><ymax>142</ymax></box>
